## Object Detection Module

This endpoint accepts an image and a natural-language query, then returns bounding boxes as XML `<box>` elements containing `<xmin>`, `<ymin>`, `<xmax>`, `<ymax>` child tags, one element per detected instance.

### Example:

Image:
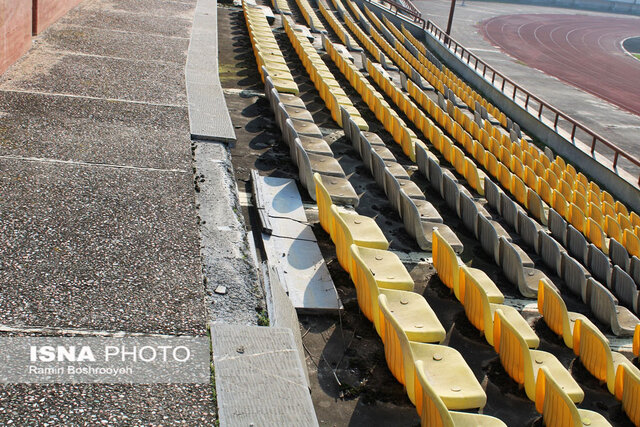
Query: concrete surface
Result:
<box><xmin>211</xmin><ymin>324</ymin><xmax>319</xmax><ymax>427</ymax></box>
<box><xmin>0</xmin><ymin>0</ymin><xmax>216</xmax><ymax>422</ymax></box>
<box><xmin>415</xmin><ymin>0</ymin><xmax>640</xmax><ymax>176</ymax></box>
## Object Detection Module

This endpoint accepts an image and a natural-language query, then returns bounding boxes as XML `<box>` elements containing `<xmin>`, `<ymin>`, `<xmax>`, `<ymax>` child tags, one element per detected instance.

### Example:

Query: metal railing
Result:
<box><xmin>366</xmin><ymin>0</ymin><xmax>640</xmax><ymax>185</ymax></box>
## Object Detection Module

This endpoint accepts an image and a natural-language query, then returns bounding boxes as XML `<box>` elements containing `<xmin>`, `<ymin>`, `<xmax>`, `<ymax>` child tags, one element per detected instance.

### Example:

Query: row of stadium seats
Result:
<box><xmin>345</xmin><ymin>4</ymin><xmax>640</xmax><ymax>317</ymax></box>
<box><xmin>242</xmin><ymin>2</ymin><xmax>635</xmax><ymax>425</ymax></box>
<box><xmin>293</xmin><ymin>0</ymin><xmax>327</xmax><ymax>33</ymax></box>
<box><xmin>244</xmin><ymin>1</ymin><xmax>298</xmax><ymax>94</ymax></box>
<box><xmin>323</xmin><ymin>8</ymin><xmax>639</xmax><ymax>338</ymax></box>
<box><xmin>538</xmin><ymin>279</ymin><xmax>640</xmax><ymax>424</ymax></box>
<box><xmin>315</xmin><ymin>174</ymin><xmax>506</xmax><ymax>426</ymax></box>
<box><xmin>432</xmin><ymin>231</ymin><xmax>610</xmax><ymax>424</ymax></box>
<box><xmin>282</xmin><ymin>14</ymin><xmax>367</xmax><ymax>130</ymax></box>
<box><xmin>373</xmin><ymin>11</ymin><xmax>640</xmax><ymax>269</ymax></box>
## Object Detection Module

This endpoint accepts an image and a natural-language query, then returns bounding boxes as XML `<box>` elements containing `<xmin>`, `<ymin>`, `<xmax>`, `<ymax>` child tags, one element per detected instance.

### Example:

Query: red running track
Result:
<box><xmin>481</xmin><ymin>14</ymin><xmax>640</xmax><ymax>116</ymax></box>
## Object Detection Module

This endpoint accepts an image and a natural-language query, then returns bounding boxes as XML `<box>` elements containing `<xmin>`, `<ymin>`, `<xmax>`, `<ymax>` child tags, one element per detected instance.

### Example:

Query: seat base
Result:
<box><xmin>381</xmin><ymin>289</ymin><xmax>446</xmax><ymax>344</ymax></box>
<box><xmin>530</xmin><ymin>349</ymin><xmax>584</xmax><ymax>403</ymax></box>
<box><xmin>410</xmin><ymin>342</ymin><xmax>487</xmax><ymax>410</ymax></box>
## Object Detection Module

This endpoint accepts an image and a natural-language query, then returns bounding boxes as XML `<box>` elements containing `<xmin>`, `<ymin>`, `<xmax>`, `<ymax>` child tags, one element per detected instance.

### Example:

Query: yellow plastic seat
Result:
<box><xmin>314</xmin><ymin>173</ymin><xmax>335</xmax><ymax>237</ymax></box>
<box><xmin>589</xmin><ymin>203</ymin><xmax>604</xmax><ymax>227</ymax></box>
<box><xmin>631</xmin><ymin>212</ymin><xmax>640</xmax><ymax>229</ymax></box>
<box><xmin>619</xmin><ymin>214</ymin><xmax>633</xmax><ymax>232</ymax></box>
<box><xmin>616</xmin><ymin>201</ymin><xmax>629</xmax><ymax>217</ymax></box>
<box><xmin>552</xmin><ymin>190</ymin><xmax>569</xmax><ymax>220</ymax></box>
<box><xmin>568</xmin><ymin>204</ymin><xmax>587</xmax><ymax>234</ymax></box>
<box><xmin>534</xmin><ymin>159</ymin><xmax>546</xmax><ymax>178</ymax></box>
<box><xmin>465</xmin><ymin>157</ymin><xmax>485</xmax><ymax>196</ymax></box>
<box><xmin>605</xmin><ymin>215</ymin><xmax>623</xmax><ymax>242</ymax></box>
<box><xmin>615</xmin><ymin>364</ymin><xmax>640</xmax><ymax>427</ymax></box>
<box><xmin>538</xmin><ymin>178</ymin><xmax>553</xmax><ymax>205</ymax></box>
<box><xmin>573</xmin><ymin>318</ymin><xmax>639</xmax><ymax>394</ymax></box>
<box><xmin>331</xmin><ymin>205</ymin><xmax>389</xmax><ymax>273</ymax></box>
<box><xmin>494</xmin><ymin>310</ymin><xmax>584</xmax><ymax>403</ymax></box>
<box><xmin>633</xmin><ymin>323</ymin><xmax>640</xmax><ymax>357</ymax></box>
<box><xmin>512</xmin><ymin>157</ymin><xmax>525</xmax><ymax>181</ymax></box>
<box><xmin>349</xmin><ymin>245</ymin><xmax>446</xmax><ymax>341</ymax></box>
<box><xmin>537</xmin><ymin>279</ymin><xmax>588</xmax><ymax>349</ymax></box>
<box><xmin>623</xmin><ymin>229</ymin><xmax>640</xmax><ymax>258</ymax></box>
<box><xmin>602</xmin><ymin>201</ymin><xmax>616</xmax><ymax>219</ymax></box>
<box><xmin>379</xmin><ymin>294</ymin><xmax>487</xmax><ymax>410</ymax></box>
<box><xmin>586</xmin><ymin>218</ymin><xmax>608</xmax><ymax>254</ymax></box>
<box><xmin>535</xmin><ymin>367</ymin><xmax>612</xmax><ymax>427</ymax></box>
<box><xmin>498</xmin><ymin>163</ymin><xmax>512</xmax><ymax>191</ymax></box>
<box><xmin>486</xmin><ymin>152</ymin><xmax>499</xmax><ymax>178</ymax></box>
<box><xmin>574</xmin><ymin>180</ymin><xmax>588</xmax><ymax>197</ymax></box>
<box><xmin>559</xmin><ymin>179</ymin><xmax>573</xmax><ymax>201</ymax></box>
<box><xmin>545</xmin><ymin>169</ymin><xmax>559</xmax><ymax>190</ymax></box>
<box><xmin>573</xmin><ymin>191</ymin><xmax>588</xmax><ymax>213</ymax></box>
<box><xmin>415</xmin><ymin>360</ymin><xmax>507</xmax><ymax>427</ymax></box>
<box><xmin>524</xmin><ymin>166</ymin><xmax>538</xmax><ymax>190</ymax></box>
<box><xmin>433</xmin><ymin>229</ymin><xmax>503</xmax><ymax>303</ymax></box>
<box><xmin>512</xmin><ymin>175</ymin><xmax>528</xmax><ymax>207</ymax></box>
<box><xmin>461</xmin><ymin>265</ymin><xmax>538</xmax><ymax>347</ymax></box>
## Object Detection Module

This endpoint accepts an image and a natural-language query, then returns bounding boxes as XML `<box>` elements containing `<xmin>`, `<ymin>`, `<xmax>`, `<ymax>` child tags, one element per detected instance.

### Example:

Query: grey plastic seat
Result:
<box><xmin>499</xmin><ymin>237</ymin><xmax>547</xmax><ymax>298</ymax></box>
<box><xmin>428</xmin><ymin>156</ymin><xmax>443</xmax><ymax>196</ymax></box>
<box><xmin>296</xmin><ymin>135</ymin><xmax>333</xmax><ymax>157</ymax></box>
<box><xmin>561</xmin><ymin>252</ymin><xmax>591</xmax><ymax>303</ymax></box>
<box><xmin>500</xmin><ymin>195</ymin><xmax>521</xmax><ymax>233</ymax></box>
<box><xmin>586</xmin><ymin>278</ymin><xmax>638</xmax><ymax>336</ymax></box>
<box><xmin>478</xmin><ymin>215</ymin><xmax>512</xmax><ymax>265</ymax></box>
<box><xmin>566</xmin><ymin>225</ymin><xmax>589</xmax><ymax>265</ymax></box>
<box><xmin>609</xmin><ymin>238</ymin><xmax>630</xmax><ymax>272</ymax></box>
<box><xmin>527</xmin><ymin>190</ymin><xmax>548</xmax><ymax>226</ymax></box>
<box><xmin>548</xmin><ymin>209</ymin><xmax>567</xmax><ymax>246</ymax></box>
<box><xmin>484</xmin><ymin>178</ymin><xmax>502</xmax><ymax>214</ymax></box>
<box><xmin>459</xmin><ymin>192</ymin><xmax>481</xmax><ymax>238</ymax></box>
<box><xmin>384</xmin><ymin>169</ymin><xmax>424</xmax><ymax>214</ymax></box>
<box><xmin>631</xmin><ymin>257</ymin><xmax>640</xmax><ymax>286</ymax></box>
<box><xmin>539</xmin><ymin>231</ymin><xmax>565</xmax><ymax>277</ymax></box>
<box><xmin>518</xmin><ymin>211</ymin><xmax>543</xmax><ymax>253</ymax></box>
<box><xmin>611</xmin><ymin>266</ymin><xmax>638</xmax><ymax>313</ymax></box>
<box><xmin>400</xmin><ymin>192</ymin><xmax>456</xmax><ymax>252</ymax></box>
<box><xmin>586</xmin><ymin>243</ymin><xmax>612</xmax><ymax>289</ymax></box>
<box><xmin>442</xmin><ymin>172</ymin><xmax>460</xmax><ymax>215</ymax></box>
<box><xmin>294</xmin><ymin>138</ymin><xmax>357</xmax><ymax>205</ymax></box>
<box><xmin>415</xmin><ymin>142</ymin><xmax>433</xmax><ymax>177</ymax></box>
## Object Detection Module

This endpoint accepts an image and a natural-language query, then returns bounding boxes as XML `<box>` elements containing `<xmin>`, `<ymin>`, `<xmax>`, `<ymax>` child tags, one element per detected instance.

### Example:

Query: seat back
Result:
<box><xmin>379</xmin><ymin>294</ymin><xmax>411</xmax><ymax>386</ymax></box>
<box><xmin>432</xmin><ymin>228</ymin><xmax>460</xmax><ymax>293</ymax></box>
<box><xmin>330</xmin><ymin>205</ymin><xmax>354</xmax><ymax>271</ymax></box>
<box><xmin>460</xmin><ymin>265</ymin><xmax>495</xmax><ymax>344</ymax></box>
<box><xmin>615</xmin><ymin>364</ymin><xmax>640</xmax><ymax>426</ymax></box>
<box><xmin>499</xmin><ymin>237</ymin><xmax>525</xmax><ymax>292</ymax></box>
<box><xmin>414</xmin><ymin>360</ymin><xmax>455</xmax><ymax>427</ymax></box>
<box><xmin>572</xmin><ymin>318</ymin><xmax>614</xmax><ymax>385</ymax></box>
<box><xmin>586</xmin><ymin>278</ymin><xmax>616</xmax><ymax>331</ymax></box>
<box><xmin>537</xmin><ymin>279</ymin><xmax>572</xmax><ymax>347</ymax></box>
<box><xmin>633</xmin><ymin>324</ymin><xmax>640</xmax><ymax>357</ymax></box>
<box><xmin>349</xmin><ymin>245</ymin><xmax>379</xmax><ymax>327</ymax></box>
<box><xmin>493</xmin><ymin>309</ymin><xmax>529</xmax><ymax>386</ymax></box>
<box><xmin>314</xmin><ymin>173</ymin><xmax>334</xmax><ymax>237</ymax></box>
<box><xmin>399</xmin><ymin>191</ymin><xmax>431</xmax><ymax>251</ymax></box>
<box><xmin>535</xmin><ymin>367</ymin><xmax>581</xmax><ymax>427</ymax></box>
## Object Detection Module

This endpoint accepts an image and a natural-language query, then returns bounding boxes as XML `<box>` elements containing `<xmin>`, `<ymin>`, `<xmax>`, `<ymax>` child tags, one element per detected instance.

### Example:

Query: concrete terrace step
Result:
<box><xmin>211</xmin><ymin>323</ymin><xmax>319</xmax><ymax>427</ymax></box>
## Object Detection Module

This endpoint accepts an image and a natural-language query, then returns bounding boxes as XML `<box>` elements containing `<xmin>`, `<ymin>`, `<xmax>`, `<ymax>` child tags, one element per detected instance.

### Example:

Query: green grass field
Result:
<box><xmin>634</xmin><ymin>53</ymin><xmax>640</xmax><ymax>60</ymax></box>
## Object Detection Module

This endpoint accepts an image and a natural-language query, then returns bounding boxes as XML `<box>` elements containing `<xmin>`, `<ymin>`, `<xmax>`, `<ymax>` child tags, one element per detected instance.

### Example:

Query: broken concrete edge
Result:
<box><xmin>193</xmin><ymin>139</ymin><xmax>265</xmax><ymax>326</ymax></box>
<box><xmin>187</xmin><ymin>0</ymin><xmax>237</xmax><ymax>143</ymax></box>
<box><xmin>209</xmin><ymin>323</ymin><xmax>319</xmax><ymax>427</ymax></box>
<box><xmin>357</xmin><ymin>0</ymin><xmax>640</xmax><ymax>212</ymax></box>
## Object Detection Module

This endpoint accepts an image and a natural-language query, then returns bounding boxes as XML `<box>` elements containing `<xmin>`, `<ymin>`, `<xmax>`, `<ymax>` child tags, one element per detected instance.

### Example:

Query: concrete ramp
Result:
<box><xmin>211</xmin><ymin>324</ymin><xmax>319</xmax><ymax>427</ymax></box>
